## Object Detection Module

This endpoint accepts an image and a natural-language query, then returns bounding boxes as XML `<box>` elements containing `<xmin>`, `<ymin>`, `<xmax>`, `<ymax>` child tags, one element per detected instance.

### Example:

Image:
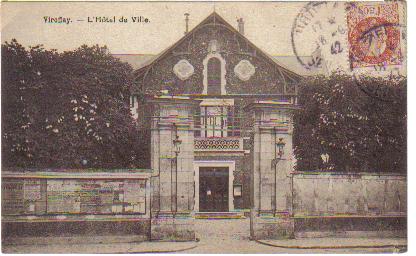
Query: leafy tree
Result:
<box><xmin>293</xmin><ymin>73</ymin><xmax>406</xmax><ymax>173</ymax></box>
<box><xmin>2</xmin><ymin>40</ymin><xmax>149</xmax><ymax>169</ymax></box>
<box><xmin>2</xmin><ymin>40</ymin><xmax>35</xmax><ymax>167</ymax></box>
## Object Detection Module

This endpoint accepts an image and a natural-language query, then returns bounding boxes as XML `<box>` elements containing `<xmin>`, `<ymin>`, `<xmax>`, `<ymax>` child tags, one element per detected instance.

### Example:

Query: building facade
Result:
<box><xmin>128</xmin><ymin>12</ymin><xmax>406</xmax><ymax>240</ymax></box>
<box><xmin>129</xmin><ymin>12</ymin><xmax>302</xmax><ymax>240</ymax></box>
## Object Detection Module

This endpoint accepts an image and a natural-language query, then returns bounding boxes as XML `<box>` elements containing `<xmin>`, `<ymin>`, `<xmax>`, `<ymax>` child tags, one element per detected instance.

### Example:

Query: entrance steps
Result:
<box><xmin>194</xmin><ymin>211</ymin><xmax>247</xmax><ymax>219</ymax></box>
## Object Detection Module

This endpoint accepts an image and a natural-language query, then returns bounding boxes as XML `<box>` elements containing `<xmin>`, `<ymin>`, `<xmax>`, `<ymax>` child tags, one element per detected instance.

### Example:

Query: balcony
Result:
<box><xmin>194</xmin><ymin>137</ymin><xmax>244</xmax><ymax>152</ymax></box>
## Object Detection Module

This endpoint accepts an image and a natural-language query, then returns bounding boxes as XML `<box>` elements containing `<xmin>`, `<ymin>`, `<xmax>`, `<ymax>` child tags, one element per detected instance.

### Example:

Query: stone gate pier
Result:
<box><xmin>148</xmin><ymin>96</ymin><xmax>197</xmax><ymax>241</ymax></box>
<box><xmin>246</xmin><ymin>101</ymin><xmax>297</xmax><ymax>240</ymax></box>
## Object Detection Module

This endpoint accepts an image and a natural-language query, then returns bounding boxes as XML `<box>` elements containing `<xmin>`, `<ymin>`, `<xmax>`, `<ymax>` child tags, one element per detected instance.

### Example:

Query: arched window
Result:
<box><xmin>207</xmin><ymin>58</ymin><xmax>221</xmax><ymax>95</ymax></box>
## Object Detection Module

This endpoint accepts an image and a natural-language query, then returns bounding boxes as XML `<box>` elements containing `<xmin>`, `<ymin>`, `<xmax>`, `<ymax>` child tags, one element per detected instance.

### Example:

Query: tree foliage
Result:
<box><xmin>2</xmin><ymin>39</ymin><xmax>149</xmax><ymax>169</ymax></box>
<box><xmin>293</xmin><ymin>73</ymin><xmax>406</xmax><ymax>173</ymax></box>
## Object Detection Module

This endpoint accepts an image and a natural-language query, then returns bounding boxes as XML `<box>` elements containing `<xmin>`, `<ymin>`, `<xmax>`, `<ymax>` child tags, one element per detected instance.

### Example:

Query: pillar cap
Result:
<box><xmin>147</xmin><ymin>95</ymin><xmax>200</xmax><ymax>106</ymax></box>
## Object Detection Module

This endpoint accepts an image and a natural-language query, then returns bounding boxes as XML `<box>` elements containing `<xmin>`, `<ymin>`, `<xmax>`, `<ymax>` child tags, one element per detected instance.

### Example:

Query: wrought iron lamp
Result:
<box><xmin>173</xmin><ymin>135</ymin><xmax>182</xmax><ymax>156</ymax></box>
<box><xmin>172</xmin><ymin>127</ymin><xmax>182</xmax><ymax>217</ymax></box>
<box><xmin>276</xmin><ymin>138</ymin><xmax>286</xmax><ymax>159</ymax></box>
<box><xmin>271</xmin><ymin>137</ymin><xmax>285</xmax><ymax>217</ymax></box>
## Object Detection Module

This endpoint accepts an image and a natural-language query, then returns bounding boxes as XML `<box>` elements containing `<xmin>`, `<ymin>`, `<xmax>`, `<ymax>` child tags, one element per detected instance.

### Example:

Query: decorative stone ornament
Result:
<box><xmin>173</xmin><ymin>59</ymin><xmax>194</xmax><ymax>80</ymax></box>
<box><xmin>234</xmin><ymin>60</ymin><xmax>255</xmax><ymax>81</ymax></box>
<box><xmin>208</xmin><ymin>40</ymin><xmax>220</xmax><ymax>53</ymax></box>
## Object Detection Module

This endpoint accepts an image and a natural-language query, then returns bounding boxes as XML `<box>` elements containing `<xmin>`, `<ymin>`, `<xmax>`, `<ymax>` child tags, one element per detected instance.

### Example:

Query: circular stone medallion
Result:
<box><xmin>234</xmin><ymin>60</ymin><xmax>255</xmax><ymax>81</ymax></box>
<box><xmin>173</xmin><ymin>59</ymin><xmax>194</xmax><ymax>80</ymax></box>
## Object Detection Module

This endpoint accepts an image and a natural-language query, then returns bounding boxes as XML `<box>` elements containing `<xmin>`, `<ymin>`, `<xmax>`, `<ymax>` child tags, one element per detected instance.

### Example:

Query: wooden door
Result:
<box><xmin>199</xmin><ymin>167</ymin><xmax>229</xmax><ymax>212</ymax></box>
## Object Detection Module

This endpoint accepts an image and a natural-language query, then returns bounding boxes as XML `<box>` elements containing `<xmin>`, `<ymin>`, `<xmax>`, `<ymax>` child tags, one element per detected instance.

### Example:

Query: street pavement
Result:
<box><xmin>2</xmin><ymin>240</ymin><xmax>197</xmax><ymax>254</ymax></box>
<box><xmin>2</xmin><ymin>218</ymin><xmax>407</xmax><ymax>253</ymax></box>
<box><xmin>185</xmin><ymin>219</ymin><xmax>406</xmax><ymax>253</ymax></box>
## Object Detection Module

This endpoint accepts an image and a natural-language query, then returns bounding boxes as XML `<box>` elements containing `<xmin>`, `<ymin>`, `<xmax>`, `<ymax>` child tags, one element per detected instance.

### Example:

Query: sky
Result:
<box><xmin>2</xmin><ymin>2</ymin><xmax>306</xmax><ymax>56</ymax></box>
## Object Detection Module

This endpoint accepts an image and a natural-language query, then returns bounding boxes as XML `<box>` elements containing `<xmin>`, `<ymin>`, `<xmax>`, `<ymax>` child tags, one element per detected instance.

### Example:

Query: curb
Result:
<box><xmin>122</xmin><ymin>244</ymin><xmax>199</xmax><ymax>254</ymax></box>
<box><xmin>254</xmin><ymin>239</ymin><xmax>407</xmax><ymax>250</ymax></box>
<box><xmin>3</xmin><ymin>242</ymin><xmax>199</xmax><ymax>254</ymax></box>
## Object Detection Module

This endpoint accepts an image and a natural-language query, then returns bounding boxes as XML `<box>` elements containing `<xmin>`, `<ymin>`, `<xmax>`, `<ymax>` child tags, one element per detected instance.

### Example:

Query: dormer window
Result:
<box><xmin>203</xmin><ymin>53</ymin><xmax>226</xmax><ymax>95</ymax></box>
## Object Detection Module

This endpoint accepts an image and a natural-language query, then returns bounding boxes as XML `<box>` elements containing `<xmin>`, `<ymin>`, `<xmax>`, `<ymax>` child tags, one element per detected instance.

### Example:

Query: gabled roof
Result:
<box><xmin>133</xmin><ymin>11</ymin><xmax>304</xmax><ymax>81</ymax></box>
<box><xmin>114</xmin><ymin>54</ymin><xmax>321</xmax><ymax>77</ymax></box>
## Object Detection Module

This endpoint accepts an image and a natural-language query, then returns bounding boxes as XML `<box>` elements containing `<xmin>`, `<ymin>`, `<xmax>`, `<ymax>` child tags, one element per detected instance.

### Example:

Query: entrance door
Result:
<box><xmin>199</xmin><ymin>167</ymin><xmax>229</xmax><ymax>212</ymax></box>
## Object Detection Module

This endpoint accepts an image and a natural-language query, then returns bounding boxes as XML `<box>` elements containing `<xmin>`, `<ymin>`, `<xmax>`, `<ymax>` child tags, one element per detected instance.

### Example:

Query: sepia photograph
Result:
<box><xmin>1</xmin><ymin>0</ymin><xmax>408</xmax><ymax>253</ymax></box>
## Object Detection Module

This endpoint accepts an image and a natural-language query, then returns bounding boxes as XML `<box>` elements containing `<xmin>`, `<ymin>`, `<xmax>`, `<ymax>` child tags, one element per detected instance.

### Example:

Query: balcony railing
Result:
<box><xmin>194</xmin><ymin>137</ymin><xmax>243</xmax><ymax>152</ymax></box>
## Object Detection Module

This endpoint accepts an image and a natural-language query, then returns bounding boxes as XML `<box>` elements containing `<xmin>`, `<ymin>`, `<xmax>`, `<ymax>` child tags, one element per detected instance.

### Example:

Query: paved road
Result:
<box><xmin>184</xmin><ymin>219</ymin><xmax>404</xmax><ymax>253</ymax></box>
<box><xmin>2</xmin><ymin>219</ymin><xmax>405</xmax><ymax>253</ymax></box>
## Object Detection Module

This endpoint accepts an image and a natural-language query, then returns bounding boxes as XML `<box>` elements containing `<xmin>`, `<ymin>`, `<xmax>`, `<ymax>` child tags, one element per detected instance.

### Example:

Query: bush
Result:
<box><xmin>2</xmin><ymin>40</ymin><xmax>149</xmax><ymax>169</ymax></box>
<box><xmin>293</xmin><ymin>73</ymin><xmax>406</xmax><ymax>173</ymax></box>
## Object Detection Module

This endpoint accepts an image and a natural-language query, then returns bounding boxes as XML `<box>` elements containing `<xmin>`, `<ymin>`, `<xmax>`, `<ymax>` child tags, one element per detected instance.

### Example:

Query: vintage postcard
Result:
<box><xmin>1</xmin><ymin>0</ymin><xmax>407</xmax><ymax>253</ymax></box>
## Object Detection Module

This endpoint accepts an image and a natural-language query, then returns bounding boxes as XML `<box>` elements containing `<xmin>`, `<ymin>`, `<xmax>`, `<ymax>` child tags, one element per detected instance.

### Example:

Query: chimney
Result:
<box><xmin>237</xmin><ymin>18</ymin><xmax>244</xmax><ymax>35</ymax></box>
<box><xmin>184</xmin><ymin>13</ymin><xmax>190</xmax><ymax>34</ymax></box>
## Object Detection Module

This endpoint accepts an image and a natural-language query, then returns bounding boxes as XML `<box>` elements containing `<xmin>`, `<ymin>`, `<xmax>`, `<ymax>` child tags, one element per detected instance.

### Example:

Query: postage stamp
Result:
<box><xmin>347</xmin><ymin>2</ymin><xmax>403</xmax><ymax>70</ymax></box>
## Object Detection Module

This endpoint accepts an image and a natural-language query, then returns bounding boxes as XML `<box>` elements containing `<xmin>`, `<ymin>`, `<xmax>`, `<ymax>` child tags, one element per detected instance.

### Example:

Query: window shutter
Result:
<box><xmin>227</xmin><ymin>106</ymin><xmax>234</xmax><ymax>137</ymax></box>
<box><xmin>234</xmin><ymin>105</ymin><xmax>241</xmax><ymax>136</ymax></box>
<box><xmin>194</xmin><ymin>106</ymin><xmax>201</xmax><ymax>137</ymax></box>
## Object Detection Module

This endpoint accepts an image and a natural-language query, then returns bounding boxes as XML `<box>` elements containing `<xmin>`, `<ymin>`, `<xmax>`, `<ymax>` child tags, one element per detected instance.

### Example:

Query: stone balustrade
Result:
<box><xmin>194</xmin><ymin>137</ymin><xmax>243</xmax><ymax>151</ymax></box>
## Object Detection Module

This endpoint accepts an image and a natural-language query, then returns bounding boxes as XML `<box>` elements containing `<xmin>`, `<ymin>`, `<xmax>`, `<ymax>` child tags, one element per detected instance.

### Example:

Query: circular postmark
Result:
<box><xmin>352</xmin><ymin>73</ymin><xmax>404</xmax><ymax>102</ymax></box>
<box><xmin>291</xmin><ymin>2</ymin><xmax>348</xmax><ymax>73</ymax></box>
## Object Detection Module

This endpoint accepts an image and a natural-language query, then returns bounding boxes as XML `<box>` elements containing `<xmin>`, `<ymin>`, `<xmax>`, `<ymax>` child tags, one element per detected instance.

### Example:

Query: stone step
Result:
<box><xmin>194</xmin><ymin>212</ymin><xmax>246</xmax><ymax>219</ymax></box>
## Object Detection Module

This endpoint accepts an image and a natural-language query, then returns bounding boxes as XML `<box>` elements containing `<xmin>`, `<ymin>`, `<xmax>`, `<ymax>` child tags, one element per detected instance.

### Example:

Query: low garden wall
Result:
<box><xmin>1</xmin><ymin>169</ymin><xmax>152</xmax><ymax>242</ymax></box>
<box><xmin>292</xmin><ymin>172</ymin><xmax>406</xmax><ymax>238</ymax></box>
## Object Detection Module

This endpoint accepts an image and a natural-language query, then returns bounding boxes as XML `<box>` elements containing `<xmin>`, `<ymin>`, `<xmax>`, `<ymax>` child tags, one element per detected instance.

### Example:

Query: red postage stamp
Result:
<box><xmin>347</xmin><ymin>2</ymin><xmax>402</xmax><ymax>69</ymax></box>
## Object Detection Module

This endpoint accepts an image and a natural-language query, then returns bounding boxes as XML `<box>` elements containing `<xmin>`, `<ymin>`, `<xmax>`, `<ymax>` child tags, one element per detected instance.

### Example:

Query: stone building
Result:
<box><xmin>128</xmin><ymin>11</ymin><xmax>303</xmax><ymax>240</ymax></box>
<box><xmin>127</xmin><ymin>11</ymin><xmax>406</xmax><ymax>240</ymax></box>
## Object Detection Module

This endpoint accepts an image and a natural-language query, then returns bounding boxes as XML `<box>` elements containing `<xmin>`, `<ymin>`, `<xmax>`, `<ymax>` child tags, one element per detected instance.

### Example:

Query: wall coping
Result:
<box><xmin>2</xmin><ymin>214</ymin><xmax>150</xmax><ymax>223</ymax></box>
<box><xmin>293</xmin><ymin>171</ymin><xmax>406</xmax><ymax>178</ymax></box>
<box><xmin>2</xmin><ymin>168</ymin><xmax>153</xmax><ymax>179</ymax></box>
<box><xmin>244</xmin><ymin>101</ymin><xmax>300</xmax><ymax>111</ymax></box>
<box><xmin>147</xmin><ymin>95</ymin><xmax>199</xmax><ymax>105</ymax></box>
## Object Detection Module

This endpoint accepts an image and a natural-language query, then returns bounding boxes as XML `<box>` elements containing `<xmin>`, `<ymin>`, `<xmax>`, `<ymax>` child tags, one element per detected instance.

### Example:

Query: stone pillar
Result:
<box><xmin>246</xmin><ymin>101</ymin><xmax>297</xmax><ymax>240</ymax></box>
<box><xmin>148</xmin><ymin>96</ymin><xmax>196</xmax><ymax>241</ymax></box>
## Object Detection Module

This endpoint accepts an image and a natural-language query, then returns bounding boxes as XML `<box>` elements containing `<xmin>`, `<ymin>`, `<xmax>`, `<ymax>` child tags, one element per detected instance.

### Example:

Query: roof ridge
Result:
<box><xmin>133</xmin><ymin>11</ymin><xmax>302</xmax><ymax>79</ymax></box>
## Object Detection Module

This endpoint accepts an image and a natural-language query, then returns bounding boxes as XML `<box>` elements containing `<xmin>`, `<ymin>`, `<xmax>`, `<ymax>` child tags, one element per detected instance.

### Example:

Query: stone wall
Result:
<box><xmin>1</xmin><ymin>169</ymin><xmax>153</xmax><ymax>241</ymax></box>
<box><xmin>292</xmin><ymin>172</ymin><xmax>406</xmax><ymax>238</ymax></box>
<box><xmin>2</xmin><ymin>221</ymin><xmax>150</xmax><ymax>242</ymax></box>
<box><xmin>293</xmin><ymin>172</ymin><xmax>406</xmax><ymax>216</ymax></box>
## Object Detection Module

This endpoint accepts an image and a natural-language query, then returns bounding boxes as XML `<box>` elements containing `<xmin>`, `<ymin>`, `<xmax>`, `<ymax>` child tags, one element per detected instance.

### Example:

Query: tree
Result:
<box><xmin>293</xmin><ymin>73</ymin><xmax>406</xmax><ymax>173</ymax></box>
<box><xmin>2</xmin><ymin>40</ymin><xmax>35</xmax><ymax>167</ymax></box>
<box><xmin>2</xmin><ymin>40</ymin><xmax>149</xmax><ymax>169</ymax></box>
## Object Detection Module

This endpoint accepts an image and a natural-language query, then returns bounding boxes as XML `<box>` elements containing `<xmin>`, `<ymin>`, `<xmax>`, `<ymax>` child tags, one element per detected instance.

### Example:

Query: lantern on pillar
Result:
<box><xmin>173</xmin><ymin>135</ymin><xmax>182</xmax><ymax>156</ymax></box>
<box><xmin>172</xmin><ymin>129</ymin><xmax>182</xmax><ymax>216</ymax></box>
<box><xmin>276</xmin><ymin>138</ymin><xmax>285</xmax><ymax>159</ymax></box>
